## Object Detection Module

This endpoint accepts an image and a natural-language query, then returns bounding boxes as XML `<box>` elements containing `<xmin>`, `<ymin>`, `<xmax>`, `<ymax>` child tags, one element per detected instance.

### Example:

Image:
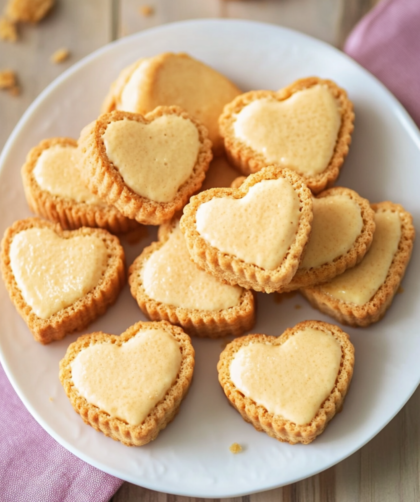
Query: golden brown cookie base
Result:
<box><xmin>278</xmin><ymin>187</ymin><xmax>376</xmax><ymax>292</ymax></box>
<box><xmin>217</xmin><ymin>320</ymin><xmax>355</xmax><ymax>444</ymax></box>
<box><xmin>59</xmin><ymin>320</ymin><xmax>195</xmax><ymax>446</ymax></box>
<box><xmin>180</xmin><ymin>166</ymin><xmax>313</xmax><ymax>293</ymax></box>
<box><xmin>128</xmin><ymin>219</ymin><xmax>255</xmax><ymax>338</ymax></box>
<box><xmin>78</xmin><ymin>107</ymin><xmax>213</xmax><ymax>225</ymax></box>
<box><xmin>301</xmin><ymin>202</ymin><xmax>415</xmax><ymax>327</ymax></box>
<box><xmin>0</xmin><ymin>218</ymin><xmax>125</xmax><ymax>344</ymax></box>
<box><xmin>21</xmin><ymin>137</ymin><xmax>140</xmax><ymax>233</ymax></box>
<box><xmin>219</xmin><ymin>77</ymin><xmax>354</xmax><ymax>194</ymax></box>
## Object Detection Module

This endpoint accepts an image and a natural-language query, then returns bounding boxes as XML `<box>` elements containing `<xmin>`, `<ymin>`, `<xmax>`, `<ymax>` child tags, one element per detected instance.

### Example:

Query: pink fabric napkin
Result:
<box><xmin>0</xmin><ymin>364</ymin><xmax>123</xmax><ymax>502</ymax></box>
<box><xmin>344</xmin><ymin>0</ymin><xmax>420</xmax><ymax>127</ymax></box>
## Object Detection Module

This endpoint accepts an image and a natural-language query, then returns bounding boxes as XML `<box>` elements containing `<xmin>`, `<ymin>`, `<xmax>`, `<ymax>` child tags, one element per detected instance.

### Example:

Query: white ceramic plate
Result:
<box><xmin>1</xmin><ymin>19</ymin><xmax>419</xmax><ymax>498</ymax></box>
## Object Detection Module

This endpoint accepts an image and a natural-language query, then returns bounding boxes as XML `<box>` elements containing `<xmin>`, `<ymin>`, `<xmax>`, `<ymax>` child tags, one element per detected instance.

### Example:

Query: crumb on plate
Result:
<box><xmin>0</xmin><ymin>16</ymin><xmax>18</xmax><ymax>41</ymax></box>
<box><xmin>51</xmin><ymin>48</ymin><xmax>70</xmax><ymax>64</ymax></box>
<box><xmin>6</xmin><ymin>0</ymin><xmax>55</xmax><ymax>23</ymax></box>
<box><xmin>229</xmin><ymin>443</ymin><xmax>243</xmax><ymax>454</ymax></box>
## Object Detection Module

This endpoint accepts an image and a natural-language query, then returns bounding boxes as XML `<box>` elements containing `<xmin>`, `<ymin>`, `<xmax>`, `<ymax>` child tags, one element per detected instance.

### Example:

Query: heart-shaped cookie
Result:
<box><xmin>180</xmin><ymin>166</ymin><xmax>313</xmax><ymax>293</ymax></box>
<box><xmin>278</xmin><ymin>187</ymin><xmax>376</xmax><ymax>292</ymax></box>
<box><xmin>301</xmin><ymin>201</ymin><xmax>415</xmax><ymax>327</ymax></box>
<box><xmin>59</xmin><ymin>320</ymin><xmax>195</xmax><ymax>446</ymax></box>
<box><xmin>21</xmin><ymin>137</ymin><xmax>139</xmax><ymax>233</ymax></box>
<box><xmin>218</xmin><ymin>320</ymin><xmax>355</xmax><ymax>444</ymax></box>
<box><xmin>78</xmin><ymin>107</ymin><xmax>213</xmax><ymax>225</ymax></box>
<box><xmin>128</xmin><ymin>219</ymin><xmax>255</xmax><ymax>338</ymax></box>
<box><xmin>1</xmin><ymin>218</ymin><xmax>125</xmax><ymax>344</ymax></box>
<box><xmin>219</xmin><ymin>77</ymin><xmax>354</xmax><ymax>194</ymax></box>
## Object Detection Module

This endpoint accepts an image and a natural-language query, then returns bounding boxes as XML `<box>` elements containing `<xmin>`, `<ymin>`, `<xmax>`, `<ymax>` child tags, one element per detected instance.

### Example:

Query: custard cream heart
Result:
<box><xmin>233</xmin><ymin>85</ymin><xmax>341</xmax><ymax>176</ymax></box>
<box><xmin>10</xmin><ymin>227</ymin><xmax>108</xmax><ymax>319</ymax></box>
<box><xmin>141</xmin><ymin>224</ymin><xmax>242</xmax><ymax>310</ymax></box>
<box><xmin>71</xmin><ymin>328</ymin><xmax>182</xmax><ymax>425</ymax></box>
<box><xmin>230</xmin><ymin>327</ymin><xmax>342</xmax><ymax>425</ymax></box>
<box><xmin>300</xmin><ymin>193</ymin><xmax>363</xmax><ymax>269</ymax></box>
<box><xmin>103</xmin><ymin>115</ymin><xmax>200</xmax><ymax>203</ymax></box>
<box><xmin>33</xmin><ymin>145</ymin><xmax>103</xmax><ymax>204</ymax></box>
<box><xmin>195</xmin><ymin>178</ymin><xmax>300</xmax><ymax>270</ymax></box>
<box><xmin>320</xmin><ymin>210</ymin><xmax>401</xmax><ymax>305</ymax></box>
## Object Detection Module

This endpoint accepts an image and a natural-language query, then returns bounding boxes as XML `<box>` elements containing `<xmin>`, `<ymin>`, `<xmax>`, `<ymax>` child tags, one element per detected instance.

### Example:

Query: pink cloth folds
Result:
<box><xmin>0</xmin><ymin>364</ymin><xmax>123</xmax><ymax>502</ymax></box>
<box><xmin>344</xmin><ymin>0</ymin><xmax>420</xmax><ymax>127</ymax></box>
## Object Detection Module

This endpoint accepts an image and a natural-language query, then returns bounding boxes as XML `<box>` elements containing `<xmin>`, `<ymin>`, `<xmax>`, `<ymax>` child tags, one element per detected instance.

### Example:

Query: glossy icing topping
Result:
<box><xmin>141</xmin><ymin>225</ymin><xmax>242</xmax><ymax>310</ymax></box>
<box><xmin>320</xmin><ymin>210</ymin><xmax>401</xmax><ymax>305</ymax></box>
<box><xmin>196</xmin><ymin>178</ymin><xmax>301</xmax><ymax>270</ymax></box>
<box><xmin>10</xmin><ymin>228</ymin><xmax>108</xmax><ymax>319</ymax></box>
<box><xmin>71</xmin><ymin>328</ymin><xmax>182</xmax><ymax>425</ymax></box>
<box><xmin>33</xmin><ymin>145</ymin><xmax>102</xmax><ymax>204</ymax></box>
<box><xmin>230</xmin><ymin>328</ymin><xmax>342</xmax><ymax>425</ymax></box>
<box><xmin>103</xmin><ymin>115</ymin><xmax>200</xmax><ymax>203</ymax></box>
<box><xmin>300</xmin><ymin>194</ymin><xmax>363</xmax><ymax>269</ymax></box>
<box><xmin>233</xmin><ymin>85</ymin><xmax>341</xmax><ymax>176</ymax></box>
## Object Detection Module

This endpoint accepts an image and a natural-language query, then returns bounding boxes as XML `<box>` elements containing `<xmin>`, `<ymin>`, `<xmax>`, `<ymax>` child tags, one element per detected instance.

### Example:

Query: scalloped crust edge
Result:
<box><xmin>217</xmin><ymin>320</ymin><xmax>355</xmax><ymax>444</ymax></box>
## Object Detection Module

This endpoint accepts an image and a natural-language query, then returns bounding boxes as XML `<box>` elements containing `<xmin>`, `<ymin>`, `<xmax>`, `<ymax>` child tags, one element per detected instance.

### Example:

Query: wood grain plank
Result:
<box><xmin>0</xmin><ymin>0</ymin><xmax>113</xmax><ymax>149</ymax></box>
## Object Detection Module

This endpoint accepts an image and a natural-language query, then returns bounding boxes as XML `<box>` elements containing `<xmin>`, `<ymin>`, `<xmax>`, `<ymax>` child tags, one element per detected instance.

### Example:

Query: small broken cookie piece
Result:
<box><xmin>219</xmin><ymin>77</ymin><xmax>354</xmax><ymax>194</ymax></box>
<box><xmin>6</xmin><ymin>0</ymin><xmax>54</xmax><ymax>23</ymax></box>
<box><xmin>128</xmin><ymin>218</ymin><xmax>255</xmax><ymax>338</ymax></box>
<box><xmin>51</xmin><ymin>48</ymin><xmax>70</xmax><ymax>64</ymax></box>
<box><xmin>301</xmin><ymin>201</ymin><xmax>415</xmax><ymax>326</ymax></box>
<box><xmin>0</xmin><ymin>69</ymin><xmax>17</xmax><ymax>89</ymax></box>
<box><xmin>181</xmin><ymin>166</ymin><xmax>313</xmax><ymax>293</ymax></box>
<box><xmin>0</xmin><ymin>16</ymin><xmax>18</xmax><ymax>42</ymax></box>
<box><xmin>21</xmin><ymin>136</ymin><xmax>139</xmax><ymax>233</ymax></box>
<box><xmin>218</xmin><ymin>320</ymin><xmax>354</xmax><ymax>444</ymax></box>
<box><xmin>1</xmin><ymin>218</ymin><xmax>125</xmax><ymax>344</ymax></box>
<box><xmin>78</xmin><ymin>107</ymin><xmax>212</xmax><ymax>225</ymax></box>
<box><xmin>59</xmin><ymin>320</ymin><xmax>195</xmax><ymax>446</ymax></box>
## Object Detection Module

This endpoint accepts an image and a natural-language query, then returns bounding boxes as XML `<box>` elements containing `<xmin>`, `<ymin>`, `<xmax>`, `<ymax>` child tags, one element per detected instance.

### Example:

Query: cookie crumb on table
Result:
<box><xmin>0</xmin><ymin>16</ymin><xmax>18</xmax><ymax>41</ymax></box>
<box><xmin>139</xmin><ymin>5</ymin><xmax>154</xmax><ymax>17</ymax></box>
<box><xmin>398</xmin><ymin>286</ymin><xmax>404</xmax><ymax>294</ymax></box>
<box><xmin>51</xmin><ymin>48</ymin><xmax>70</xmax><ymax>64</ymax></box>
<box><xmin>294</xmin><ymin>304</ymin><xmax>302</xmax><ymax>310</ymax></box>
<box><xmin>6</xmin><ymin>0</ymin><xmax>55</xmax><ymax>23</ymax></box>
<box><xmin>0</xmin><ymin>69</ymin><xmax>17</xmax><ymax>89</ymax></box>
<box><xmin>229</xmin><ymin>443</ymin><xmax>243</xmax><ymax>454</ymax></box>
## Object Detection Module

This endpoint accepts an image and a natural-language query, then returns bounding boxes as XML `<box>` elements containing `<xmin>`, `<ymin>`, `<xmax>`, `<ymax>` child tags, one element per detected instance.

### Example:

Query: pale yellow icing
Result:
<box><xmin>230</xmin><ymin>328</ymin><xmax>342</xmax><ymax>425</ymax></box>
<box><xmin>71</xmin><ymin>328</ymin><xmax>182</xmax><ymax>425</ymax></box>
<box><xmin>103</xmin><ymin>116</ymin><xmax>200</xmax><ymax>203</ymax></box>
<box><xmin>119</xmin><ymin>59</ymin><xmax>153</xmax><ymax>111</ymax></box>
<box><xmin>320</xmin><ymin>210</ymin><xmax>401</xmax><ymax>305</ymax></box>
<box><xmin>196</xmin><ymin>178</ymin><xmax>300</xmax><ymax>270</ymax></box>
<box><xmin>233</xmin><ymin>85</ymin><xmax>341</xmax><ymax>176</ymax></box>
<box><xmin>141</xmin><ymin>225</ymin><xmax>242</xmax><ymax>310</ymax></box>
<box><xmin>33</xmin><ymin>145</ymin><xmax>103</xmax><ymax>204</ymax></box>
<box><xmin>10</xmin><ymin>228</ymin><xmax>108</xmax><ymax>319</ymax></box>
<box><xmin>300</xmin><ymin>194</ymin><xmax>363</xmax><ymax>269</ymax></box>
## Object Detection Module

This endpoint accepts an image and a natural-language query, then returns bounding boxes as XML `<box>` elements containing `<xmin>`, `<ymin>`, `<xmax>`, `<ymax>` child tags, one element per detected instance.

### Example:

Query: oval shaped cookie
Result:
<box><xmin>0</xmin><ymin>218</ymin><xmax>125</xmax><ymax>344</ymax></box>
<box><xmin>21</xmin><ymin>137</ymin><xmax>139</xmax><ymax>233</ymax></box>
<box><xmin>180</xmin><ymin>166</ymin><xmax>313</xmax><ymax>293</ymax></box>
<box><xmin>59</xmin><ymin>320</ymin><xmax>195</xmax><ymax>446</ymax></box>
<box><xmin>78</xmin><ymin>107</ymin><xmax>213</xmax><ymax>225</ymax></box>
<box><xmin>218</xmin><ymin>320</ymin><xmax>354</xmax><ymax>444</ymax></box>
<box><xmin>219</xmin><ymin>77</ymin><xmax>354</xmax><ymax>194</ymax></box>
<box><xmin>301</xmin><ymin>202</ymin><xmax>415</xmax><ymax>326</ymax></box>
<box><xmin>128</xmin><ymin>219</ymin><xmax>255</xmax><ymax>338</ymax></box>
<box><xmin>278</xmin><ymin>187</ymin><xmax>376</xmax><ymax>292</ymax></box>
<box><xmin>101</xmin><ymin>52</ymin><xmax>242</xmax><ymax>155</ymax></box>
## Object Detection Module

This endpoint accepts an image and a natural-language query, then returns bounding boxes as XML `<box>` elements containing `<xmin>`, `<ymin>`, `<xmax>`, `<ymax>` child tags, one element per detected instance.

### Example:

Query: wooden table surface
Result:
<box><xmin>1</xmin><ymin>1</ymin><xmax>419</xmax><ymax>501</ymax></box>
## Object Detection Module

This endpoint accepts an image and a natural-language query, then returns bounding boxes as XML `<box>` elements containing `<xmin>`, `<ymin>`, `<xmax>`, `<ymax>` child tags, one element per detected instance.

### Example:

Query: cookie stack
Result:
<box><xmin>0</xmin><ymin>52</ymin><xmax>415</xmax><ymax>447</ymax></box>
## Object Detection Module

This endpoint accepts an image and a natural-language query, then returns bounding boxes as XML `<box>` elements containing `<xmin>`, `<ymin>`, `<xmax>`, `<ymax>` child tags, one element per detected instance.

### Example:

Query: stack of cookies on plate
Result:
<box><xmin>0</xmin><ymin>52</ymin><xmax>415</xmax><ymax>446</ymax></box>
